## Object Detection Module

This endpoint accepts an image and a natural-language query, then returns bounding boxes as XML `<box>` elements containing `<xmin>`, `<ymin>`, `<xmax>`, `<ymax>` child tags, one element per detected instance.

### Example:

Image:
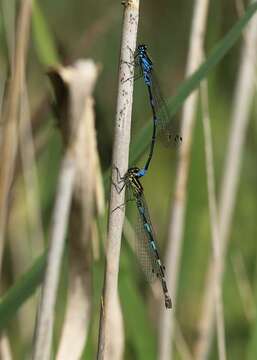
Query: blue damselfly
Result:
<box><xmin>124</xmin><ymin>44</ymin><xmax>182</xmax><ymax>178</ymax></box>
<box><xmin>113</xmin><ymin>166</ymin><xmax>172</xmax><ymax>309</ymax></box>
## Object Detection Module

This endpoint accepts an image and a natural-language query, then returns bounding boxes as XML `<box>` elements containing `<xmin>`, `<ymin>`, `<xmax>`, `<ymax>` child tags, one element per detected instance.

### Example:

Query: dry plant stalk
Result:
<box><xmin>200</xmin><ymin>79</ymin><xmax>226</xmax><ymax>360</ymax></box>
<box><xmin>0</xmin><ymin>0</ymin><xmax>32</xmax><ymax>277</ymax></box>
<box><xmin>1</xmin><ymin>0</ymin><xmax>15</xmax><ymax>66</ymax></box>
<box><xmin>56</xmin><ymin>64</ymin><xmax>104</xmax><ymax>360</ymax></box>
<box><xmin>0</xmin><ymin>75</ymin><xmax>13</xmax><ymax>360</ymax></box>
<box><xmin>6</xmin><ymin>89</ymin><xmax>45</xmax><ymax>347</ymax></box>
<box><xmin>158</xmin><ymin>1</ymin><xmax>209</xmax><ymax>359</ymax></box>
<box><xmin>194</xmin><ymin>9</ymin><xmax>257</xmax><ymax>360</ymax></box>
<box><xmin>32</xmin><ymin>60</ymin><xmax>99</xmax><ymax>360</ymax></box>
<box><xmin>0</xmin><ymin>1</ymin><xmax>32</xmax><ymax>358</ymax></box>
<box><xmin>0</xmin><ymin>335</ymin><xmax>12</xmax><ymax>360</ymax></box>
<box><xmin>97</xmin><ymin>1</ymin><xmax>139</xmax><ymax>359</ymax></box>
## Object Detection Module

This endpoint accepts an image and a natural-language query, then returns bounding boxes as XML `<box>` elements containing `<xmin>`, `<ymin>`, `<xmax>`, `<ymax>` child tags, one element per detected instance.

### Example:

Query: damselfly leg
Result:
<box><xmin>111</xmin><ymin>166</ymin><xmax>135</xmax><ymax>213</ymax></box>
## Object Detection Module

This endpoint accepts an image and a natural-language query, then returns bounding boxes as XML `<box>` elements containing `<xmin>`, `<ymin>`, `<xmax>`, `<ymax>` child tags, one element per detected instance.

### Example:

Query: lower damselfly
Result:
<box><xmin>113</xmin><ymin>166</ymin><xmax>172</xmax><ymax>309</ymax></box>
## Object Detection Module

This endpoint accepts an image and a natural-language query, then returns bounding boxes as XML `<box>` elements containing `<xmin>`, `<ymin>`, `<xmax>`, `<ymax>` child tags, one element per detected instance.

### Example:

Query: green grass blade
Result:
<box><xmin>247</xmin><ymin>320</ymin><xmax>257</xmax><ymax>360</ymax></box>
<box><xmin>32</xmin><ymin>0</ymin><xmax>59</xmax><ymax>67</ymax></box>
<box><xmin>0</xmin><ymin>252</ymin><xmax>46</xmax><ymax>329</ymax></box>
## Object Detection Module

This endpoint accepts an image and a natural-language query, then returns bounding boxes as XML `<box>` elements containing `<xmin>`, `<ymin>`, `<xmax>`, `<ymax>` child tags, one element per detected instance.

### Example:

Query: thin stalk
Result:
<box><xmin>32</xmin><ymin>60</ymin><xmax>99</xmax><ymax>360</ymax></box>
<box><xmin>97</xmin><ymin>1</ymin><xmax>139</xmax><ymax>359</ymax></box>
<box><xmin>57</xmin><ymin>88</ymin><xmax>104</xmax><ymax>359</ymax></box>
<box><xmin>194</xmin><ymin>6</ymin><xmax>257</xmax><ymax>359</ymax></box>
<box><xmin>200</xmin><ymin>79</ymin><xmax>226</xmax><ymax>360</ymax></box>
<box><xmin>158</xmin><ymin>1</ymin><xmax>209</xmax><ymax>359</ymax></box>
<box><xmin>0</xmin><ymin>0</ymin><xmax>32</xmax><ymax>277</ymax></box>
<box><xmin>32</xmin><ymin>154</ymin><xmax>76</xmax><ymax>360</ymax></box>
<box><xmin>0</xmin><ymin>38</ymin><xmax>13</xmax><ymax>360</ymax></box>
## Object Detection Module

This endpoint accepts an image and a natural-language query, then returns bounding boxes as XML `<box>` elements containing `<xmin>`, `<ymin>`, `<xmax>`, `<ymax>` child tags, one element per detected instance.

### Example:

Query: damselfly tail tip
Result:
<box><xmin>174</xmin><ymin>134</ymin><xmax>182</xmax><ymax>145</ymax></box>
<box><xmin>165</xmin><ymin>295</ymin><xmax>172</xmax><ymax>309</ymax></box>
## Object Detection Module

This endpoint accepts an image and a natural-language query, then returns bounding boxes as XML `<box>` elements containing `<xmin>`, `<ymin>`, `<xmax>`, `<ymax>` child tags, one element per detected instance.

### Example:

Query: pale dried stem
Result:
<box><xmin>97</xmin><ymin>1</ymin><xmax>139</xmax><ymax>359</ymax></box>
<box><xmin>200</xmin><ymin>79</ymin><xmax>226</xmax><ymax>360</ymax></box>
<box><xmin>32</xmin><ymin>60</ymin><xmax>99</xmax><ymax>360</ymax></box>
<box><xmin>57</xmin><ymin>75</ymin><xmax>103</xmax><ymax>360</ymax></box>
<box><xmin>0</xmin><ymin>67</ymin><xmax>13</xmax><ymax>360</ymax></box>
<box><xmin>0</xmin><ymin>335</ymin><xmax>12</xmax><ymax>360</ymax></box>
<box><xmin>158</xmin><ymin>1</ymin><xmax>209</xmax><ymax>359</ymax></box>
<box><xmin>32</xmin><ymin>154</ymin><xmax>76</xmax><ymax>360</ymax></box>
<box><xmin>0</xmin><ymin>0</ymin><xmax>32</xmax><ymax>275</ymax></box>
<box><xmin>6</xmin><ymin>84</ymin><xmax>45</xmax><ymax>346</ymax></box>
<box><xmin>194</xmin><ymin>9</ymin><xmax>257</xmax><ymax>360</ymax></box>
<box><xmin>0</xmin><ymin>1</ymin><xmax>31</xmax><ymax>357</ymax></box>
<box><xmin>1</xmin><ymin>0</ymin><xmax>15</xmax><ymax>67</ymax></box>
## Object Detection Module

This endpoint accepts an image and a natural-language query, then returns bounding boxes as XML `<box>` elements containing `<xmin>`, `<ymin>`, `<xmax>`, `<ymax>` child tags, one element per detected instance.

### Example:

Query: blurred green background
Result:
<box><xmin>0</xmin><ymin>0</ymin><xmax>257</xmax><ymax>359</ymax></box>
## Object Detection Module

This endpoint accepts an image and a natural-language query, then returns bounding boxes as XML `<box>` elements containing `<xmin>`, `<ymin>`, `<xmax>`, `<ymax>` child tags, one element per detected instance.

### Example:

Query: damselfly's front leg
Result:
<box><xmin>111</xmin><ymin>166</ymin><xmax>136</xmax><ymax>213</ymax></box>
<box><xmin>111</xmin><ymin>165</ymin><xmax>126</xmax><ymax>194</ymax></box>
<box><xmin>120</xmin><ymin>46</ymin><xmax>142</xmax><ymax>83</ymax></box>
<box><xmin>111</xmin><ymin>198</ymin><xmax>135</xmax><ymax>214</ymax></box>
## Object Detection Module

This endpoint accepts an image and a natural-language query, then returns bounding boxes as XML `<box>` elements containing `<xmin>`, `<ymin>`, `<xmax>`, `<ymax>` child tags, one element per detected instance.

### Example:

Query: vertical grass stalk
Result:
<box><xmin>97</xmin><ymin>1</ymin><xmax>139</xmax><ymax>359</ymax></box>
<box><xmin>158</xmin><ymin>1</ymin><xmax>209</xmax><ymax>359</ymax></box>
<box><xmin>194</xmin><ymin>7</ymin><xmax>257</xmax><ymax>359</ymax></box>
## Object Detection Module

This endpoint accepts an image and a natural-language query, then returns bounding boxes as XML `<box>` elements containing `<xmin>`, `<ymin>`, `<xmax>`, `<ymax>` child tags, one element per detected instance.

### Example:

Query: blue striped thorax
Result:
<box><xmin>124</xmin><ymin>167</ymin><xmax>143</xmax><ymax>197</ymax></box>
<box><xmin>137</xmin><ymin>44</ymin><xmax>153</xmax><ymax>86</ymax></box>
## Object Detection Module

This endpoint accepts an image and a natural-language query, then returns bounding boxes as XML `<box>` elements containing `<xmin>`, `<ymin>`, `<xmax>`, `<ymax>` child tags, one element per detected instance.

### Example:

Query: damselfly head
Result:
<box><xmin>174</xmin><ymin>134</ymin><xmax>183</xmax><ymax>145</ymax></box>
<box><xmin>125</xmin><ymin>167</ymin><xmax>143</xmax><ymax>195</ymax></box>
<box><xmin>127</xmin><ymin>167</ymin><xmax>140</xmax><ymax>177</ymax></box>
<box><xmin>138</xmin><ymin>44</ymin><xmax>147</xmax><ymax>52</ymax></box>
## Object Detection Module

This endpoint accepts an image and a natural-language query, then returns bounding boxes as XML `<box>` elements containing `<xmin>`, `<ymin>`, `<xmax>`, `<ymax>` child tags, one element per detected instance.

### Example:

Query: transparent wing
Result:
<box><xmin>151</xmin><ymin>70</ymin><xmax>182</xmax><ymax>147</ymax></box>
<box><xmin>135</xmin><ymin>193</ymin><xmax>163</xmax><ymax>283</ymax></box>
<box><xmin>135</xmin><ymin>209</ymin><xmax>157</xmax><ymax>283</ymax></box>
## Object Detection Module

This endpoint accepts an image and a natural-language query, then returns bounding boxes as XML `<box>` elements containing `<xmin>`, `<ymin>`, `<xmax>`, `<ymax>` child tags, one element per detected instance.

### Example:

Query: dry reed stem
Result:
<box><xmin>97</xmin><ymin>1</ymin><xmax>139</xmax><ymax>359</ymax></box>
<box><xmin>57</xmin><ymin>72</ymin><xmax>103</xmax><ymax>360</ymax></box>
<box><xmin>6</xmin><ymin>85</ymin><xmax>45</xmax><ymax>345</ymax></box>
<box><xmin>0</xmin><ymin>0</ymin><xmax>32</xmax><ymax>276</ymax></box>
<box><xmin>0</xmin><ymin>61</ymin><xmax>13</xmax><ymax>360</ymax></box>
<box><xmin>0</xmin><ymin>334</ymin><xmax>12</xmax><ymax>360</ymax></box>
<box><xmin>32</xmin><ymin>60</ymin><xmax>99</xmax><ymax>360</ymax></box>
<box><xmin>0</xmin><ymin>1</ymin><xmax>31</xmax><ymax>357</ymax></box>
<box><xmin>200</xmin><ymin>79</ymin><xmax>226</xmax><ymax>360</ymax></box>
<box><xmin>1</xmin><ymin>0</ymin><xmax>15</xmax><ymax>66</ymax></box>
<box><xmin>194</xmin><ymin>8</ymin><xmax>257</xmax><ymax>359</ymax></box>
<box><xmin>158</xmin><ymin>1</ymin><xmax>209</xmax><ymax>359</ymax></box>
<box><xmin>32</xmin><ymin>154</ymin><xmax>76</xmax><ymax>360</ymax></box>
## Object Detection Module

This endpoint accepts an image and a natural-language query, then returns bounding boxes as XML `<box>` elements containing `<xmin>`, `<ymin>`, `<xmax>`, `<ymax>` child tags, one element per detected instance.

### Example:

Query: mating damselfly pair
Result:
<box><xmin>114</xmin><ymin>44</ymin><xmax>182</xmax><ymax>309</ymax></box>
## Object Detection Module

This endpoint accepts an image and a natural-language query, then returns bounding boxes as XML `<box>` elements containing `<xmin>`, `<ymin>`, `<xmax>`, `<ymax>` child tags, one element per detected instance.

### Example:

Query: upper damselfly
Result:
<box><xmin>126</xmin><ymin>44</ymin><xmax>182</xmax><ymax>178</ymax></box>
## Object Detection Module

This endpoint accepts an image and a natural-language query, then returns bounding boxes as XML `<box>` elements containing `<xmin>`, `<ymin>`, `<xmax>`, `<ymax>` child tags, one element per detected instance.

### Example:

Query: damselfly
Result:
<box><xmin>125</xmin><ymin>44</ymin><xmax>182</xmax><ymax>178</ymax></box>
<box><xmin>113</xmin><ymin>166</ymin><xmax>172</xmax><ymax>309</ymax></box>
